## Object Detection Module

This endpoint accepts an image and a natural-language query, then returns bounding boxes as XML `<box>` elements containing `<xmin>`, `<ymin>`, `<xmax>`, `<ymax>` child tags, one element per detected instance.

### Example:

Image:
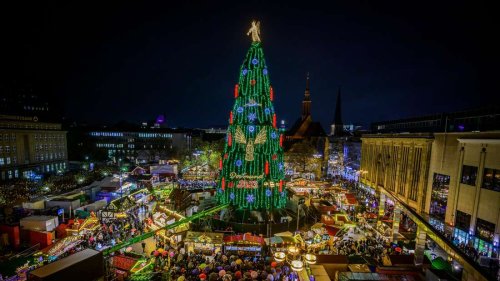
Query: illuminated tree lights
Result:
<box><xmin>217</xmin><ymin>39</ymin><xmax>287</xmax><ymax>210</ymax></box>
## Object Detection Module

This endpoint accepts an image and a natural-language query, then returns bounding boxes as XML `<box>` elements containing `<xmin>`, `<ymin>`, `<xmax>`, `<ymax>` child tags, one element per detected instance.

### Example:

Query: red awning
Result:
<box><xmin>345</xmin><ymin>194</ymin><xmax>357</xmax><ymax>205</ymax></box>
<box><xmin>223</xmin><ymin>234</ymin><xmax>265</xmax><ymax>245</ymax></box>
<box><xmin>113</xmin><ymin>255</ymin><xmax>138</xmax><ymax>271</ymax></box>
<box><xmin>324</xmin><ymin>225</ymin><xmax>341</xmax><ymax>236</ymax></box>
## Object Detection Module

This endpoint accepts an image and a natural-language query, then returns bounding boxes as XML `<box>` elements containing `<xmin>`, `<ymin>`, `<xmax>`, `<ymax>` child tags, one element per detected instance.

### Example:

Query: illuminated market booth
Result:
<box><xmin>149</xmin><ymin>205</ymin><xmax>189</xmax><ymax>244</ymax></box>
<box><xmin>286</xmin><ymin>178</ymin><xmax>333</xmax><ymax>196</ymax></box>
<box><xmin>223</xmin><ymin>233</ymin><xmax>265</xmax><ymax>256</ymax></box>
<box><xmin>184</xmin><ymin>231</ymin><xmax>223</xmax><ymax>255</ymax></box>
<box><xmin>181</xmin><ymin>163</ymin><xmax>217</xmax><ymax>181</ymax></box>
<box><xmin>99</xmin><ymin>188</ymin><xmax>151</xmax><ymax>221</ymax></box>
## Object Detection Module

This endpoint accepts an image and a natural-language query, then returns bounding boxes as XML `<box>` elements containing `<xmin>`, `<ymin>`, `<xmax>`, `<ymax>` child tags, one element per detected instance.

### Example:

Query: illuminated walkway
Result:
<box><xmin>375</xmin><ymin>187</ymin><xmax>493</xmax><ymax>281</ymax></box>
<box><xmin>103</xmin><ymin>203</ymin><xmax>229</xmax><ymax>256</ymax></box>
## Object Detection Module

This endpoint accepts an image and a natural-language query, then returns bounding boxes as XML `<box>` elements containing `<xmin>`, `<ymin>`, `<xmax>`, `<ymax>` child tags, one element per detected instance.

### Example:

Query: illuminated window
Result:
<box><xmin>461</xmin><ymin>165</ymin><xmax>477</xmax><ymax>186</ymax></box>
<box><xmin>482</xmin><ymin>168</ymin><xmax>500</xmax><ymax>192</ymax></box>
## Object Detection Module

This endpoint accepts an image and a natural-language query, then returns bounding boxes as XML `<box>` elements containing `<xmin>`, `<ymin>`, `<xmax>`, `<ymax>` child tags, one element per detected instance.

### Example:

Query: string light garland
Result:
<box><xmin>216</xmin><ymin>25</ymin><xmax>287</xmax><ymax>210</ymax></box>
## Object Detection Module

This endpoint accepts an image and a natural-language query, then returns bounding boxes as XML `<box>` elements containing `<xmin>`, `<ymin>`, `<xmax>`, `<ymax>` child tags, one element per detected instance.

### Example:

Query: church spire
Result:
<box><xmin>302</xmin><ymin>73</ymin><xmax>311</xmax><ymax>120</ymax></box>
<box><xmin>331</xmin><ymin>86</ymin><xmax>344</xmax><ymax>136</ymax></box>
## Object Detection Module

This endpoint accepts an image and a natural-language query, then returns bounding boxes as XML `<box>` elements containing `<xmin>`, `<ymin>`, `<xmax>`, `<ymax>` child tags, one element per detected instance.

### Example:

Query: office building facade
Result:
<box><xmin>0</xmin><ymin>115</ymin><xmax>67</xmax><ymax>180</ymax></box>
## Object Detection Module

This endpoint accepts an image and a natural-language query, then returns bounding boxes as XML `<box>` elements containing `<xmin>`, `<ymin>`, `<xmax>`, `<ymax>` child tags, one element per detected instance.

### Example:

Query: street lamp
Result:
<box><xmin>273</xmin><ymin>246</ymin><xmax>316</xmax><ymax>274</ymax></box>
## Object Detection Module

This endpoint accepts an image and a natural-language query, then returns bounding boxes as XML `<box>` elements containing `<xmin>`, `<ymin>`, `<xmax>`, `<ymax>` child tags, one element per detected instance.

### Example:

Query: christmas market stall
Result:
<box><xmin>223</xmin><ymin>233</ymin><xmax>265</xmax><ymax>256</ymax></box>
<box><xmin>184</xmin><ymin>231</ymin><xmax>223</xmax><ymax>255</ymax></box>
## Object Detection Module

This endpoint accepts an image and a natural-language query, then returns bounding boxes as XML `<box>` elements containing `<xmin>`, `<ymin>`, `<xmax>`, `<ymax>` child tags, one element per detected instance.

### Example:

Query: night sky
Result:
<box><xmin>1</xmin><ymin>1</ymin><xmax>498</xmax><ymax>129</ymax></box>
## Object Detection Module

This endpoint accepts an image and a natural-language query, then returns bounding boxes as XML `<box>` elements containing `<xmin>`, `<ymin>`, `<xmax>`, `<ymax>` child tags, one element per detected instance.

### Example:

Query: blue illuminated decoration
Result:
<box><xmin>246</xmin><ymin>194</ymin><xmax>255</xmax><ymax>203</ymax></box>
<box><xmin>237</xmin><ymin>106</ymin><xmax>244</xmax><ymax>113</ymax></box>
<box><xmin>263</xmin><ymin>68</ymin><xmax>268</xmax><ymax>75</ymax></box>
<box><xmin>278</xmin><ymin>162</ymin><xmax>284</xmax><ymax>171</ymax></box>
<box><xmin>271</xmin><ymin>131</ymin><xmax>277</xmax><ymax>139</ymax></box>
<box><xmin>265</xmin><ymin>189</ymin><xmax>272</xmax><ymax>197</ymax></box>
<box><xmin>235</xmin><ymin>159</ymin><xmax>243</xmax><ymax>167</ymax></box>
<box><xmin>242</xmin><ymin>68</ymin><xmax>248</xmax><ymax>76</ymax></box>
<box><xmin>248</xmin><ymin>126</ymin><xmax>255</xmax><ymax>133</ymax></box>
<box><xmin>252</xmin><ymin>58</ymin><xmax>259</xmax><ymax>65</ymax></box>
<box><xmin>248</xmin><ymin>113</ymin><xmax>257</xmax><ymax>122</ymax></box>
<box><xmin>264</xmin><ymin>108</ymin><xmax>271</xmax><ymax>114</ymax></box>
<box><xmin>230</xmin><ymin>193</ymin><xmax>235</xmax><ymax>200</ymax></box>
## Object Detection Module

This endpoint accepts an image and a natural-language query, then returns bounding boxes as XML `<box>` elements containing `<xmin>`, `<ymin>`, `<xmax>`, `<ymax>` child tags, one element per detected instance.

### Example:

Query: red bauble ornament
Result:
<box><xmin>229</xmin><ymin>111</ymin><xmax>233</xmax><ymax>124</ymax></box>
<box><xmin>228</xmin><ymin>133</ymin><xmax>232</xmax><ymax>146</ymax></box>
<box><xmin>219</xmin><ymin>159</ymin><xmax>223</xmax><ymax>170</ymax></box>
<box><xmin>270</xmin><ymin>86</ymin><xmax>274</xmax><ymax>101</ymax></box>
<box><xmin>265</xmin><ymin>161</ymin><xmax>269</xmax><ymax>175</ymax></box>
<box><xmin>228</xmin><ymin>182</ymin><xmax>234</xmax><ymax>188</ymax></box>
<box><xmin>273</xmin><ymin>114</ymin><xmax>277</xmax><ymax>128</ymax></box>
<box><xmin>221</xmin><ymin>177</ymin><xmax>225</xmax><ymax>191</ymax></box>
<box><xmin>234</xmin><ymin>84</ymin><xmax>239</xmax><ymax>98</ymax></box>
<box><xmin>251</xmin><ymin>79</ymin><xmax>256</xmax><ymax>86</ymax></box>
<box><xmin>279</xmin><ymin>180</ymin><xmax>283</xmax><ymax>192</ymax></box>
<box><xmin>224</xmin><ymin>153</ymin><xmax>228</xmax><ymax>159</ymax></box>
<box><xmin>280</xmin><ymin>135</ymin><xmax>283</xmax><ymax>147</ymax></box>
<box><xmin>272</xmin><ymin>154</ymin><xmax>277</xmax><ymax>160</ymax></box>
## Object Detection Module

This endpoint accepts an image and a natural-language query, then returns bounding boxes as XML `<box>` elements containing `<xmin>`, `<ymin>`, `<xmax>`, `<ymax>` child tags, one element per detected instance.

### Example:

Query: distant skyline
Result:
<box><xmin>1</xmin><ymin>1</ymin><xmax>498</xmax><ymax>129</ymax></box>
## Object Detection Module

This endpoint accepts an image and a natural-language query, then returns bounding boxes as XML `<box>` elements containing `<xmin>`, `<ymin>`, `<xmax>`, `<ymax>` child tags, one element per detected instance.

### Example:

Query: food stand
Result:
<box><xmin>184</xmin><ymin>231</ymin><xmax>223</xmax><ymax>255</ymax></box>
<box><xmin>223</xmin><ymin>233</ymin><xmax>265</xmax><ymax>256</ymax></box>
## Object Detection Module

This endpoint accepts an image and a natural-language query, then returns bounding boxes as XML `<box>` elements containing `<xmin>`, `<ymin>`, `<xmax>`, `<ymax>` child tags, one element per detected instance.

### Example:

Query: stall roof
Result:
<box><xmin>274</xmin><ymin>231</ymin><xmax>294</xmax><ymax>237</ymax></box>
<box><xmin>280</xmin><ymin>236</ymin><xmax>297</xmax><ymax>244</ymax></box>
<box><xmin>267</xmin><ymin>236</ymin><xmax>283</xmax><ymax>244</ymax></box>
<box><xmin>29</xmin><ymin>249</ymin><xmax>101</xmax><ymax>278</ymax></box>
<box><xmin>184</xmin><ymin>231</ymin><xmax>223</xmax><ymax>244</ymax></box>
<box><xmin>348</xmin><ymin>264</ymin><xmax>372</xmax><ymax>273</ymax></box>
<box><xmin>223</xmin><ymin>234</ymin><xmax>265</xmax><ymax>245</ymax></box>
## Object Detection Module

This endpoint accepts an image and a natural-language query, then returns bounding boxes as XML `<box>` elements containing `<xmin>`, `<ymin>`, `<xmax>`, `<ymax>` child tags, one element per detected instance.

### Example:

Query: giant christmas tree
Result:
<box><xmin>217</xmin><ymin>21</ymin><xmax>287</xmax><ymax>210</ymax></box>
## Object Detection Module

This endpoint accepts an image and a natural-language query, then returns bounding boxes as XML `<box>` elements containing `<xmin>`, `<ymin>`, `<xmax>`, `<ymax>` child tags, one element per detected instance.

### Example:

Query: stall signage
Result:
<box><xmin>229</xmin><ymin>172</ymin><xmax>264</xmax><ymax>180</ymax></box>
<box><xmin>225</xmin><ymin>246</ymin><xmax>261</xmax><ymax>252</ymax></box>
<box><xmin>237</xmin><ymin>180</ymin><xmax>258</xmax><ymax>189</ymax></box>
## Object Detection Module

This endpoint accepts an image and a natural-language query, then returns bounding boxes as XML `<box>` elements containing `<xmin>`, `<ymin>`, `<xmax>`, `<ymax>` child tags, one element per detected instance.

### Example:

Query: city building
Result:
<box><xmin>360</xmin><ymin>133</ymin><xmax>434</xmax><ymax>213</ymax></box>
<box><xmin>371</xmin><ymin>105</ymin><xmax>500</xmax><ymax>134</ymax></box>
<box><xmin>284</xmin><ymin>75</ymin><xmax>328</xmax><ymax>179</ymax></box>
<box><xmin>359</xmin><ymin>108</ymin><xmax>500</xmax><ymax>259</ymax></box>
<box><xmin>426</xmin><ymin>131</ymin><xmax>500</xmax><ymax>256</ymax></box>
<box><xmin>327</xmin><ymin>88</ymin><xmax>362</xmax><ymax>179</ymax></box>
<box><xmin>330</xmin><ymin>87</ymin><xmax>344</xmax><ymax>137</ymax></box>
<box><xmin>285</xmin><ymin>74</ymin><xmax>328</xmax><ymax>151</ymax></box>
<box><xmin>0</xmin><ymin>114</ymin><xmax>68</xmax><ymax>181</ymax></box>
<box><xmin>68</xmin><ymin>124</ymin><xmax>198</xmax><ymax>163</ymax></box>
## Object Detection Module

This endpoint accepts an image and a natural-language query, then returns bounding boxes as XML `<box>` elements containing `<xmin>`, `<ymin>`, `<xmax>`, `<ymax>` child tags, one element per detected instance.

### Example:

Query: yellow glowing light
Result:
<box><xmin>304</xmin><ymin>253</ymin><xmax>317</xmax><ymax>265</ymax></box>
<box><xmin>247</xmin><ymin>20</ymin><xmax>261</xmax><ymax>42</ymax></box>
<box><xmin>290</xmin><ymin>260</ymin><xmax>304</xmax><ymax>272</ymax></box>
<box><xmin>287</xmin><ymin>245</ymin><xmax>300</xmax><ymax>255</ymax></box>
<box><xmin>274</xmin><ymin>251</ymin><xmax>286</xmax><ymax>262</ymax></box>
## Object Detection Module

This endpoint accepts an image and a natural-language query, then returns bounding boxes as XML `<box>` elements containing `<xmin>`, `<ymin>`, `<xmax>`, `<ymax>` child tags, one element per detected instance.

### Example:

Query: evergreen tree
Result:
<box><xmin>217</xmin><ymin>23</ymin><xmax>287</xmax><ymax>210</ymax></box>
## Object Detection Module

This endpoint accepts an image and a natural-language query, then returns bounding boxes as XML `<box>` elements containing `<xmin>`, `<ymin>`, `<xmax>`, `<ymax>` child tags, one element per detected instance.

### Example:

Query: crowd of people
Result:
<box><xmin>167</xmin><ymin>251</ymin><xmax>295</xmax><ymax>281</ymax></box>
<box><xmin>177</xmin><ymin>179</ymin><xmax>217</xmax><ymax>190</ymax></box>
<box><xmin>0</xmin><ymin>171</ymin><xmax>104</xmax><ymax>208</ymax></box>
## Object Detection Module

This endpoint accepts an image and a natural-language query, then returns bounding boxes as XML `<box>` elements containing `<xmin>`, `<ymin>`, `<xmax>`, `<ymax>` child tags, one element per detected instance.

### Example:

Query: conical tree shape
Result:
<box><xmin>217</xmin><ymin>41</ymin><xmax>287</xmax><ymax>210</ymax></box>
